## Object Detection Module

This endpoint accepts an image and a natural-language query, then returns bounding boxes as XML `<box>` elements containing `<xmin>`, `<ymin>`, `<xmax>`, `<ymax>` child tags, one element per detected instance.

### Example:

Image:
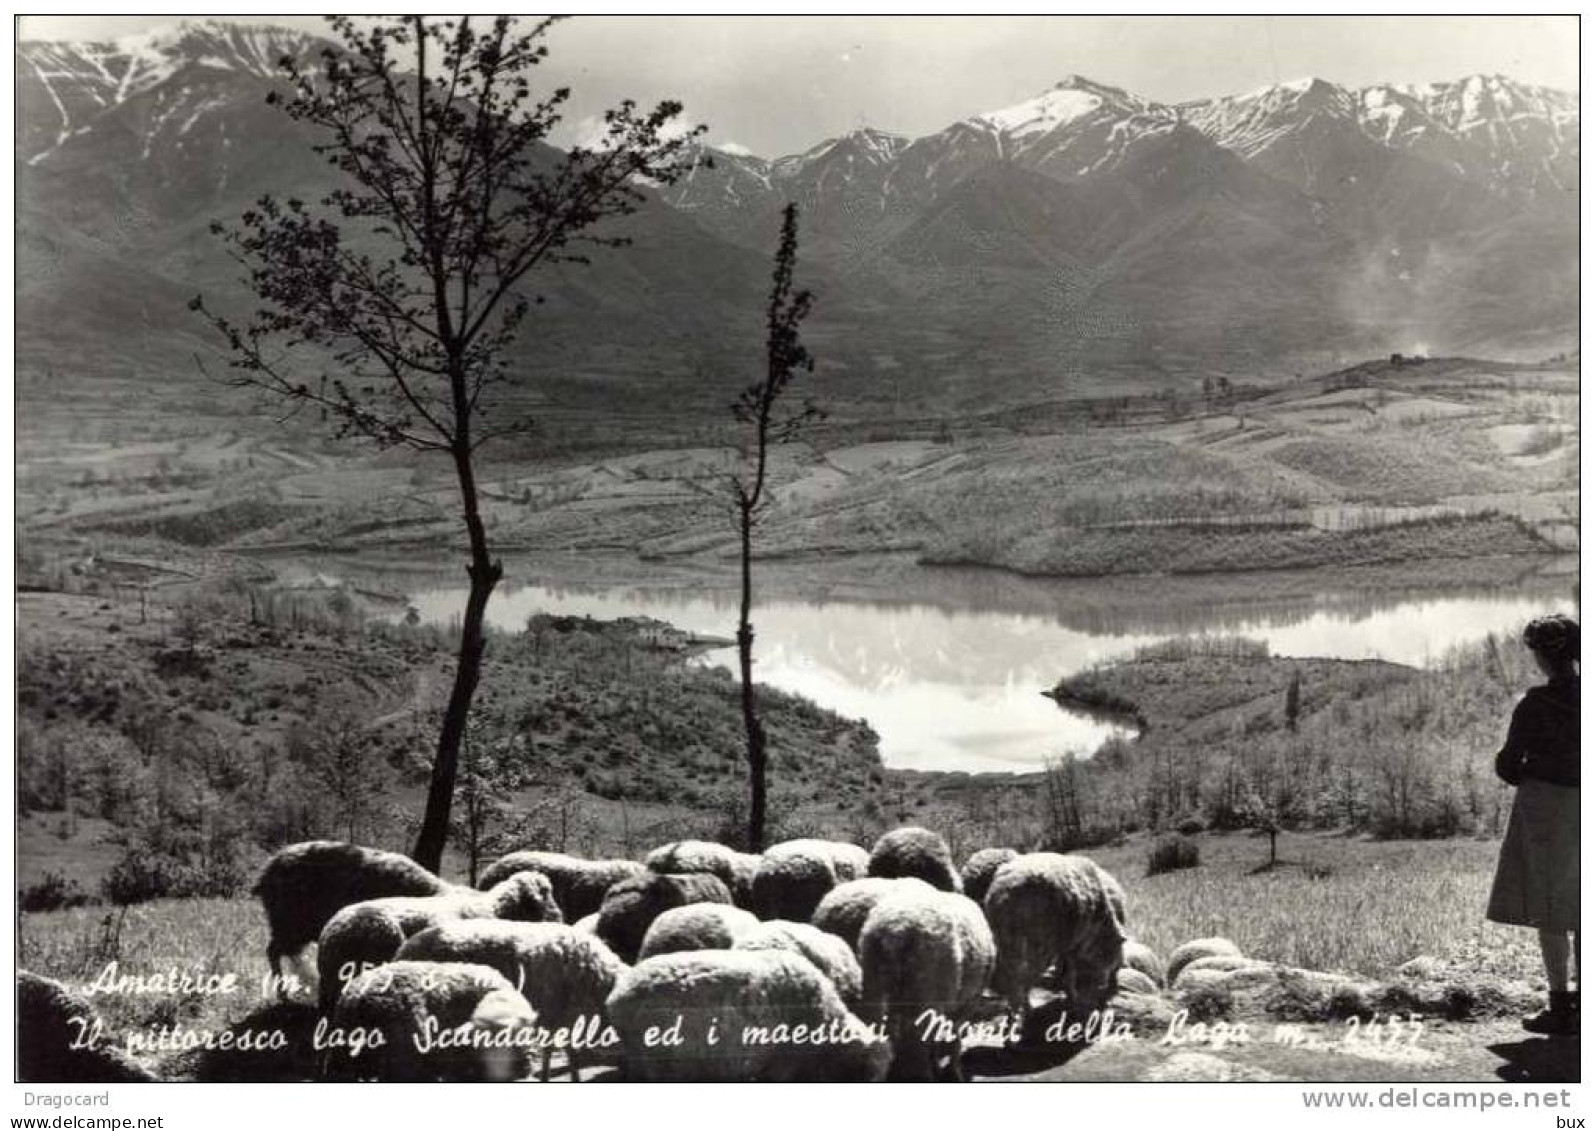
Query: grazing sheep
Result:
<box><xmin>1122</xmin><ymin>939</ymin><xmax>1164</xmax><ymax>987</ymax></box>
<box><xmin>1166</xmin><ymin>937</ymin><xmax>1243</xmax><ymax>986</ymax></box>
<box><xmin>595</xmin><ymin>872</ymin><xmax>734</xmax><ymax>963</ymax></box>
<box><xmin>984</xmin><ymin>853</ymin><xmax>1127</xmax><ymax>1021</ymax></box>
<box><xmin>811</xmin><ymin>877</ymin><xmax>935</xmax><ymax>953</ymax></box>
<box><xmin>253</xmin><ymin>841</ymin><xmax>448</xmax><ymax>991</ymax></box>
<box><xmin>16</xmin><ymin>972</ymin><xmax>158</xmax><ymax>1083</ymax></box>
<box><xmin>752</xmin><ymin>849</ymin><xmax>839</xmax><ymax>922</ymax></box>
<box><xmin>1172</xmin><ymin>953</ymin><xmax>1267</xmax><ymax>987</ymax></box>
<box><xmin>733</xmin><ymin>920</ymin><xmax>863</xmax><ymax>1007</ymax></box>
<box><xmin>959</xmin><ymin>847</ymin><xmax>1018</xmax><ymax>905</ymax></box>
<box><xmin>1116</xmin><ymin>967</ymin><xmax>1161</xmax><ymax>996</ymax></box>
<box><xmin>477</xmin><ymin>850</ymin><xmax>647</xmax><ymax>921</ymax></box>
<box><xmin>317</xmin><ymin>872</ymin><xmax>561</xmax><ymax>1012</ymax></box>
<box><xmin>323</xmin><ymin>961</ymin><xmax>536</xmax><ymax>1082</ymax></box>
<box><xmin>858</xmin><ymin>888</ymin><xmax>995</xmax><ymax>1082</ymax></box>
<box><xmin>606</xmin><ymin>950</ymin><xmax>888</xmax><ymax>1082</ymax></box>
<box><xmin>397</xmin><ymin>920</ymin><xmax>628</xmax><ymax>1081</ymax></box>
<box><xmin>868</xmin><ymin>827</ymin><xmax>962</xmax><ymax>892</ymax></box>
<box><xmin>767</xmin><ymin>839</ymin><xmax>869</xmax><ymax>881</ymax></box>
<box><xmin>645</xmin><ymin>840</ymin><xmax>761</xmax><ymax>909</ymax></box>
<box><xmin>639</xmin><ymin>903</ymin><xmax>761</xmax><ymax>960</ymax></box>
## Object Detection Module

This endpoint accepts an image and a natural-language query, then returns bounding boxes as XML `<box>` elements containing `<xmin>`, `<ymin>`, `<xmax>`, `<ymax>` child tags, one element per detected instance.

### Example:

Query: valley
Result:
<box><xmin>20</xmin><ymin>353</ymin><xmax>1578</xmax><ymax>580</ymax></box>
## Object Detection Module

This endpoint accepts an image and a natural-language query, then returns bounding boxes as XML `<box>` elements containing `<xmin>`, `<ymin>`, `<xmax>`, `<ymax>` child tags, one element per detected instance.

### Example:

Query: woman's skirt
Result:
<box><xmin>1487</xmin><ymin>777</ymin><xmax>1580</xmax><ymax>931</ymax></box>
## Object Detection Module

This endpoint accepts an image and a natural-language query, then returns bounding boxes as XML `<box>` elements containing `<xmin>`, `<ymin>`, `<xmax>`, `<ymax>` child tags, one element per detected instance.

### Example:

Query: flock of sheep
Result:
<box><xmin>21</xmin><ymin>828</ymin><xmax>1251</xmax><ymax>1083</ymax></box>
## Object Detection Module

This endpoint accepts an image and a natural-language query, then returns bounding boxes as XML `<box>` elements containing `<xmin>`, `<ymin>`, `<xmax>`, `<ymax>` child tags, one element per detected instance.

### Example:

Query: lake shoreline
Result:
<box><xmin>257</xmin><ymin>545</ymin><xmax>1575</xmax><ymax>624</ymax></box>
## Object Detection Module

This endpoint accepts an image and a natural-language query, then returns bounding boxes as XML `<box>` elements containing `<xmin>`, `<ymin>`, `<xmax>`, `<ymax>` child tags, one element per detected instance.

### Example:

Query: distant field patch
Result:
<box><xmin>823</xmin><ymin>440</ymin><xmax>937</xmax><ymax>475</ymax></box>
<box><xmin>1487</xmin><ymin>423</ymin><xmax>1565</xmax><ymax>462</ymax></box>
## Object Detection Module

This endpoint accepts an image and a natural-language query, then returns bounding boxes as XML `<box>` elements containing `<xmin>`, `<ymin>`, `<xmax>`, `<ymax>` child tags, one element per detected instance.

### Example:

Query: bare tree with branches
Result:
<box><xmin>728</xmin><ymin>204</ymin><xmax>820</xmax><ymax>851</ymax></box>
<box><xmin>192</xmin><ymin>15</ymin><xmax>702</xmax><ymax>870</ymax></box>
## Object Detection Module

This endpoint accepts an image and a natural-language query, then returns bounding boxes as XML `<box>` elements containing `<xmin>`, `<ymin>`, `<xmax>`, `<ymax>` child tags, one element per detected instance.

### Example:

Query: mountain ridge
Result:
<box><xmin>15</xmin><ymin>22</ymin><xmax>1579</xmax><ymax>428</ymax></box>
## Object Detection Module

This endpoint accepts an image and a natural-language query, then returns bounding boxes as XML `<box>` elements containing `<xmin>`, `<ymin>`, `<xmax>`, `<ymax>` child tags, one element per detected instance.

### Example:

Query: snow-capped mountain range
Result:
<box><xmin>15</xmin><ymin>21</ymin><xmax>1581</xmax><ymax>415</ymax></box>
<box><xmin>19</xmin><ymin>22</ymin><xmax>324</xmax><ymax>164</ymax></box>
<box><xmin>667</xmin><ymin>72</ymin><xmax>1575</xmax><ymax>232</ymax></box>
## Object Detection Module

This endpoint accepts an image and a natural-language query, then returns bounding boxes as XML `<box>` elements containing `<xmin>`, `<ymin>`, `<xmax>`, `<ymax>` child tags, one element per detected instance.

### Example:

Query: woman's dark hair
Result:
<box><xmin>1523</xmin><ymin>614</ymin><xmax>1579</xmax><ymax>665</ymax></box>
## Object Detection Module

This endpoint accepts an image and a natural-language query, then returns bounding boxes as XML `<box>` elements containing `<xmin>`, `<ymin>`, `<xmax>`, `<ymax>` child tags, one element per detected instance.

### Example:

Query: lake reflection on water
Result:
<box><xmin>397</xmin><ymin>559</ymin><xmax>1577</xmax><ymax>773</ymax></box>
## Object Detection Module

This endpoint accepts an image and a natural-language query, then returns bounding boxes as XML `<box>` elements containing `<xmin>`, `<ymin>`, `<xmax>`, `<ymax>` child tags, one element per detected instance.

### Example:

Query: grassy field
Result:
<box><xmin>1090</xmin><ymin>832</ymin><xmax>1541</xmax><ymax>983</ymax></box>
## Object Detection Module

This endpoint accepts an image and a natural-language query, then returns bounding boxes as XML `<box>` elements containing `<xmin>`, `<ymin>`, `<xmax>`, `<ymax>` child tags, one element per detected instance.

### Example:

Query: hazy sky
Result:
<box><xmin>17</xmin><ymin>14</ymin><xmax>1580</xmax><ymax>157</ymax></box>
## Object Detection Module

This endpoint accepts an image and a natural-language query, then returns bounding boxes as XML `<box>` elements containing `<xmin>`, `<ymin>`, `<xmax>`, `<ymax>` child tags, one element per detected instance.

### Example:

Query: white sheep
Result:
<box><xmin>605</xmin><ymin>949</ymin><xmax>888</xmax><ymax>1082</ymax></box>
<box><xmin>811</xmin><ymin>876</ymin><xmax>935</xmax><ymax>953</ymax></box>
<box><xmin>984</xmin><ymin>853</ymin><xmax>1127</xmax><ymax>1022</ymax></box>
<box><xmin>1116</xmin><ymin>967</ymin><xmax>1162</xmax><ymax>996</ymax></box>
<box><xmin>397</xmin><ymin>920</ymin><xmax>629</xmax><ymax>1081</ymax></box>
<box><xmin>732</xmin><ymin>919</ymin><xmax>863</xmax><ymax>1007</ymax></box>
<box><xmin>252</xmin><ymin>841</ymin><xmax>449</xmax><ymax>994</ymax></box>
<box><xmin>645</xmin><ymin>840</ymin><xmax>761</xmax><ymax>909</ymax></box>
<box><xmin>766</xmin><ymin>838</ymin><xmax>869</xmax><ymax>881</ymax></box>
<box><xmin>1166</xmin><ymin>937</ymin><xmax>1243</xmax><ymax>986</ymax></box>
<box><xmin>634</xmin><ymin>906</ymin><xmax>759</xmax><ymax>957</ymax></box>
<box><xmin>638</xmin><ymin>903</ymin><xmax>762</xmax><ymax>959</ymax></box>
<box><xmin>1122</xmin><ymin>939</ymin><xmax>1164</xmax><ymax>987</ymax></box>
<box><xmin>477</xmin><ymin>850</ymin><xmax>647</xmax><ymax>921</ymax></box>
<box><xmin>868</xmin><ymin>826</ymin><xmax>962</xmax><ymax>892</ymax></box>
<box><xmin>323</xmin><ymin>960</ymin><xmax>538</xmax><ymax>1081</ymax></box>
<box><xmin>1172</xmin><ymin>953</ymin><xmax>1267</xmax><ymax>988</ymax></box>
<box><xmin>858</xmin><ymin>887</ymin><xmax>995</xmax><ymax>1082</ymax></box>
<box><xmin>316</xmin><ymin>872</ymin><xmax>561</xmax><ymax>1012</ymax></box>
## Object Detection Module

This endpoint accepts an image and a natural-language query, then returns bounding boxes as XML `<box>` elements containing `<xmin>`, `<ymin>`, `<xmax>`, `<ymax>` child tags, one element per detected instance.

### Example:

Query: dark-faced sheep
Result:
<box><xmin>253</xmin><ymin>841</ymin><xmax>448</xmax><ymax>992</ymax></box>
<box><xmin>959</xmin><ymin>847</ymin><xmax>1018</xmax><ymax>905</ymax></box>
<box><xmin>594</xmin><ymin>872</ymin><xmax>733</xmax><ymax>963</ymax></box>
<box><xmin>984</xmin><ymin>853</ymin><xmax>1127</xmax><ymax>1023</ymax></box>
<box><xmin>317</xmin><ymin>872</ymin><xmax>561</xmax><ymax>1012</ymax></box>
<box><xmin>858</xmin><ymin>888</ymin><xmax>995</xmax><ymax>1082</ymax></box>
<box><xmin>752</xmin><ymin>848</ymin><xmax>840</xmax><ymax>922</ymax></box>
<box><xmin>868</xmin><ymin>826</ymin><xmax>962</xmax><ymax>892</ymax></box>
<box><xmin>477</xmin><ymin>850</ymin><xmax>648</xmax><ymax>921</ymax></box>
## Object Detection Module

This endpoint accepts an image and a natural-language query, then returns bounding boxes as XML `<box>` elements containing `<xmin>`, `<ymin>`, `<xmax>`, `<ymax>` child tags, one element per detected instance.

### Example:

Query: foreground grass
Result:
<box><xmin>1088</xmin><ymin>832</ymin><xmax>1541</xmax><ymax>983</ymax></box>
<box><xmin>18</xmin><ymin>898</ymin><xmax>272</xmax><ymax>1048</ymax></box>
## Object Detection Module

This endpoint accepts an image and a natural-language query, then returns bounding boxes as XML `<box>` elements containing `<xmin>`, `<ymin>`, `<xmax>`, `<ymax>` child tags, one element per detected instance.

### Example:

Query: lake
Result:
<box><xmin>389</xmin><ymin>554</ymin><xmax>1579</xmax><ymax>774</ymax></box>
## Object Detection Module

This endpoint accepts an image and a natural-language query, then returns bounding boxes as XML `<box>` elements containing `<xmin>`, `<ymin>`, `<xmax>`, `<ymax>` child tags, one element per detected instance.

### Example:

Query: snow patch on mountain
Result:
<box><xmin>977</xmin><ymin>87</ymin><xmax>1103</xmax><ymax>138</ymax></box>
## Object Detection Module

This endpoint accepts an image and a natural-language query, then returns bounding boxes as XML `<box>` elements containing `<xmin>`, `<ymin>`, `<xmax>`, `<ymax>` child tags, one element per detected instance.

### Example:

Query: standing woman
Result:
<box><xmin>1488</xmin><ymin>614</ymin><xmax>1580</xmax><ymax>1035</ymax></box>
